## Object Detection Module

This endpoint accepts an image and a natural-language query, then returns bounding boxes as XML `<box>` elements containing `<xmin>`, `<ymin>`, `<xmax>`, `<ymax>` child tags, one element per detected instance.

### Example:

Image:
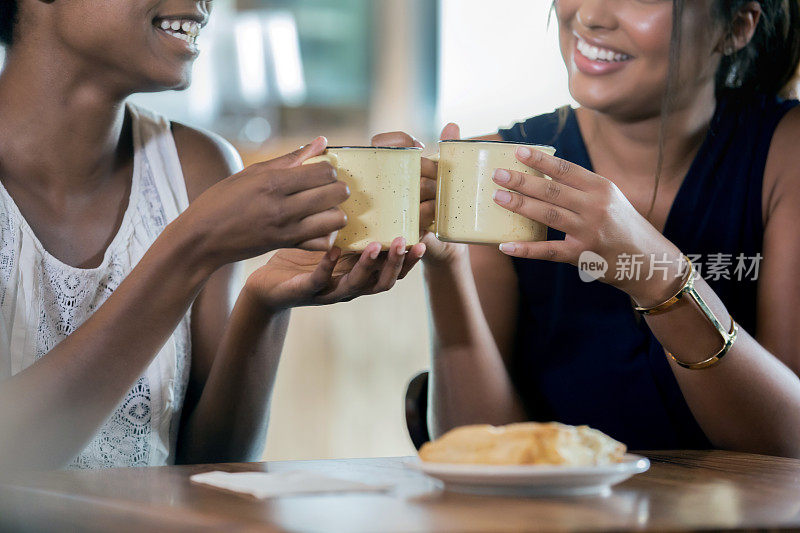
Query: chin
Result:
<box><xmin>138</xmin><ymin>67</ymin><xmax>193</xmax><ymax>93</ymax></box>
<box><xmin>569</xmin><ymin>78</ymin><xmax>663</xmax><ymax>121</ymax></box>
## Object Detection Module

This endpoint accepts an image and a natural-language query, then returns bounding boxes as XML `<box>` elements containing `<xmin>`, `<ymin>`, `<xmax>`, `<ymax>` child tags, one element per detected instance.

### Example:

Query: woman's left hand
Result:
<box><xmin>493</xmin><ymin>146</ymin><xmax>684</xmax><ymax>306</ymax></box>
<box><xmin>244</xmin><ymin>237</ymin><xmax>426</xmax><ymax>311</ymax></box>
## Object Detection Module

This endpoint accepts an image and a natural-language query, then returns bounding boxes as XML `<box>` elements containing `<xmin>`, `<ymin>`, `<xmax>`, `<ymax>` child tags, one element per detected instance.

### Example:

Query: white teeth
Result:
<box><xmin>164</xmin><ymin>29</ymin><xmax>197</xmax><ymax>45</ymax></box>
<box><xmin>157</xmin><ymin>18</ymin><xmax>201</xmax><ymax>44</ymax></box>
<box><xmin>576</xmin><ymin>37</ymin><xmax>631</xmax><ymax>62</ymax></box>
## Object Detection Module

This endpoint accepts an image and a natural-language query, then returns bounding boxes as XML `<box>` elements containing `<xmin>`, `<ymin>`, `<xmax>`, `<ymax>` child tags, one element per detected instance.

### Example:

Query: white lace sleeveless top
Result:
<box><xmin>0</xmin><ymin>104</ymin><xmax>193</xmax><ymax>469</ymax></box>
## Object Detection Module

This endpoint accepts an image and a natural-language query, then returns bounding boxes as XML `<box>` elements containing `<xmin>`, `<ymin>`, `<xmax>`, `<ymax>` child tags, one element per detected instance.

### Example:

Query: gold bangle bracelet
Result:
<box><xmin>666</xmin><ymin>317</ymin><xmax>738</xmax><ymax>370</ymax></box>
<box><xmin>633</xmin><ymin>256</ymin><xmax>694</xmax><ymax>316</ymax></box>
<box><xmin>634</xmin><ymin>255</ymin><xmax>739</xmax><ymax>370</ymax></box>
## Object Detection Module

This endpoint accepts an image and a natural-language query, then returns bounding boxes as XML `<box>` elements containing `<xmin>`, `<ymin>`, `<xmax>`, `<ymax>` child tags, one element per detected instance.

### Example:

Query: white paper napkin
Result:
<box><xmin>190</xmin><ymin>470</ymin><xmax>391</xmax><ymax>499</ymax></box>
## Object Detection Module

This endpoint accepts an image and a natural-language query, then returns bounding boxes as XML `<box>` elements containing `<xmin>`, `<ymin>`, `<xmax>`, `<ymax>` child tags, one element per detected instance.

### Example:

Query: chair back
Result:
<box><xmin>404</xmin><ymin>371</ymin><xmax>431</xmax><ymax>450</ymax></box>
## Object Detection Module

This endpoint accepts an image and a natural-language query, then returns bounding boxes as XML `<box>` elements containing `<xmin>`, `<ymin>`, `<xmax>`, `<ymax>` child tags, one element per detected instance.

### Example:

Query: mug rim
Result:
<box><xmin>439</xmin><ymin>140</ymin><xmax>555</xmax><ymax>150</ymax></box>
<box><xmin>326</xmin><ymin>146</ymin><xmax>423</xmax><ymax>151</ymax></box>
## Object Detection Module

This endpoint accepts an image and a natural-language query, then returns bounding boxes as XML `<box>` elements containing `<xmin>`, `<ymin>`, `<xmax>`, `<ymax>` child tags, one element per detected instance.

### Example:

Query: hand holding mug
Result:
<box><xmin>492</xmin><ymin>147</ymin><xmax>684</xmax><ymax>305</ymax></box>
<box><xmin>246</xmin><ymin>237</ymin><xmax>425</xmax><ymax>310</ymax></box>
<box><xmin>181</xmin><ymin>137</ymin><xmax>350</xmax><ymax>268</ymax></box>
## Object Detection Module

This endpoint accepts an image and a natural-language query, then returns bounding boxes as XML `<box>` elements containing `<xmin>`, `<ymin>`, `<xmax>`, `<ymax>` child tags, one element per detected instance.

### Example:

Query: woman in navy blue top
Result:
<box><xmin>407</xmin><ymin>0</ymin><xmax>800</xmax><ymax>455</ymax></box>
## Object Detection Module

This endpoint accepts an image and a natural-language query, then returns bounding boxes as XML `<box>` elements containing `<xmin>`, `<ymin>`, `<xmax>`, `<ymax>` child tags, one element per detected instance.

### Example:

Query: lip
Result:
<box><xmin>572</xmin><ymin>35</ymin><xmax>632</xmax><ymax>76</ymax></box>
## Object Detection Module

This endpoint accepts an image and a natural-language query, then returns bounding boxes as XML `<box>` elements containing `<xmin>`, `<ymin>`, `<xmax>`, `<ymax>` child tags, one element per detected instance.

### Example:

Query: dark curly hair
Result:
<box><xmin>0</xmin><ymin>0</ymin><xmax>17</xmax><ymax>46</ymax></box>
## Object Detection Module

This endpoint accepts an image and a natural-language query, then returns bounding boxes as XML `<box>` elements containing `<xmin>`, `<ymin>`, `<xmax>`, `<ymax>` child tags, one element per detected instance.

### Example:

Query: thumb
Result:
<box><xmin>440</xmin><ymin>123</ymin><xmax>461</xmax><ymax>141</ymax></box>
<box><xmin>267</xmin><ymin>136</ymin><xmax>329</xmax><ymax>169</ymax></box>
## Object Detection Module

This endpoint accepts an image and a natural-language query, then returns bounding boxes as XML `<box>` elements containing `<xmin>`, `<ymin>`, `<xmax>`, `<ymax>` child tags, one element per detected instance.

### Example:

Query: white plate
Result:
<box><xmin>405</xmin><ymin>454</ymin><xmax>650</xmax><ymax>497</ymax></box>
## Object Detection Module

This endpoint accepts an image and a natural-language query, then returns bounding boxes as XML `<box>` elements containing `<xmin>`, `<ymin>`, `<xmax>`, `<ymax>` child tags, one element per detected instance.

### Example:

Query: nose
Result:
<box><xmin>575</xmin><ymin>0</ymin><xmax>618</xmax><ymax>31</ymax></box>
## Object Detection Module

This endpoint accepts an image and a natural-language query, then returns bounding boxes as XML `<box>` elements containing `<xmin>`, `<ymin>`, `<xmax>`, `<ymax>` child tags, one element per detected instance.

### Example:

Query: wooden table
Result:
<box><xmin>2</xmin><ymin>451</ymin><xmax>800</xmax><ymax>532</ymax></box>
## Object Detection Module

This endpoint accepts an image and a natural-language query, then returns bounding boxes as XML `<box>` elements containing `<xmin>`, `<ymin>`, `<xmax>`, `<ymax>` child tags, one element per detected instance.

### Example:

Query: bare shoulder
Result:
<box><xmin>171</xmin><ymin>122</ymin><xmax>244</xmax><ymax>202</ymax></box>
<box><xmin>764</xmin><ymin>106</ymin><xmax>800</xmax><ymax>223</ymax></box>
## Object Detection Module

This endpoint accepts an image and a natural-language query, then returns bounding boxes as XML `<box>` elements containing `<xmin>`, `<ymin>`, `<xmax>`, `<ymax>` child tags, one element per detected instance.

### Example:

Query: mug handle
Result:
<box><xmin>301</xmin><ymin>152</ymin><xmax>341</xmax><ymax>249</ymax></box>
<box><xmin>424</xmin><ymin>152</ymin><xmax>440</xmax><ymax>233</ymax></box>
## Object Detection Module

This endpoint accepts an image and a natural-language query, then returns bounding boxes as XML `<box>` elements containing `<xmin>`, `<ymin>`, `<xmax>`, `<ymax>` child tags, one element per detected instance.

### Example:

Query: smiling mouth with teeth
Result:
<box><xmin>154</xmin><ymin>17</ymin><xmax>202</xmax><ymax>46</ymax></box>
<box><xmin>576</xmin><ymin>37</ymin><xmax>632</xmax><ymax>63</ymax></box>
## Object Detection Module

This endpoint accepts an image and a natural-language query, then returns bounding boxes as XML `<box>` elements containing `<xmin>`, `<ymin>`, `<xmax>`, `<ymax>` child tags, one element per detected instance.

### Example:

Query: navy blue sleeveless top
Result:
<box><xmin>498</xmin><ymin>93</ymin><xmax>798</xmax><ymax>450</ymax></box>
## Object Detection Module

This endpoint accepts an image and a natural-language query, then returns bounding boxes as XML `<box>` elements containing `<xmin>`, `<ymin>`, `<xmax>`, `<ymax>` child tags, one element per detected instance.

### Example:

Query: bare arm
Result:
<box><xmin>413</xmin><ymin>128</ymin><xmax>528</xmax><ymax>437</ymax></box>
<box><xmin>0</xmin><ymin>137</ymin><xmax>349</xmax><ymax>471</ymax></box>
<box><xmin>0</xmin><ymin>219</ymin><xmax>214</xmax><ymax>471</ymax></box>
<box><xmin>652</xmin><ymin>107</ymin><xmax>800</xmax><ymax>457</ymax></box>
<box><xmin>175</xmin><ymin>126</ymin><xmax>427</xmax><ymax>463</ymax></box>
<box><xmin>425</xmin><ymin>245</ymin><xmax>527</xmax><ymax>438</ymax></box>
<box><xmin>170</xmin><ymin>125</ymin><xmax>290</xmax><ymax>463</ymax></box>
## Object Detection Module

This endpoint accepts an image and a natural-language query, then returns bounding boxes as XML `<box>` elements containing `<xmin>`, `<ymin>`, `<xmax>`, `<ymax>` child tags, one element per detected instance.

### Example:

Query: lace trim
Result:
<box><xmin>0</xmin><ymin>134</ymin><xmax>192</xmax><ymax>469</ymax></box>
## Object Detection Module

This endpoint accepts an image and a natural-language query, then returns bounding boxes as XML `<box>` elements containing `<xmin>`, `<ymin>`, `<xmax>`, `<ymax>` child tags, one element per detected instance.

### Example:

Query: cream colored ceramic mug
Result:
<box><xmin>432</xmin><ymin>141</ymin><xmax>556</xmax><ymax>245</ymax></box>
<box><xmin>304</xmin><ymin>146</ymin><xmax>422</xmax><ymax>252</ymax></box>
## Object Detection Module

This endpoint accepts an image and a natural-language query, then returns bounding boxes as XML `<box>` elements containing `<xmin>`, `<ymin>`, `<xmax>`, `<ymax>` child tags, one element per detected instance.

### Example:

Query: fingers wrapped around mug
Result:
<box><xmin>490</xmin><ymin>170</ymin><xmax>583</xmax><ymax>263</ymax></box>
<box><xmin>419</xmin><ymin>176</ymin><xmax>437</xmax><ymax>231</ymax></box>
<box><xmin>492</xmin><ymin>173</ymin><xmax>582</xmax><ymax>236</ymax></box>
<box><xmin>370</xmin><ymin>131</ymin><xmax>425</xmax><ymax>149</ymax></box>
<box><xmin>512</xmin><ymin>146</ymin><xmax>605</xmax><ymax>191</ymax></box>
<box><xmin>491</xmin><ymin>148</ymin><xmax>635</xmax><ymax>265</ymax></box>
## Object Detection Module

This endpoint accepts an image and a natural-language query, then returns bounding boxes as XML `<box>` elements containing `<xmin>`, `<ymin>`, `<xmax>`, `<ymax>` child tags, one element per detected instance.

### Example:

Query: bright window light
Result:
<box><xmin>265</xmin><ymin>12</ymin><xmax>306</xmax><ymax>106</ymax></box>
<box><xmin>235</xmin><ymin>14</ymin><xmax>269</xmax><ymax>106</ymax></box>
<box><xmin>437</xmin><ymin>0</ymin><xmax>575</xmax><ymax>137</ymax></box>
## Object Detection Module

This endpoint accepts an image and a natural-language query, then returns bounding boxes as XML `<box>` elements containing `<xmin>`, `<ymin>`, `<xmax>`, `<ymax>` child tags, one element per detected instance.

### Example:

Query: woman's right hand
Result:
<box><xmin>180</xmin><ymin>136</ymin><xmax>350</xmax><ymax>268</ymax></box>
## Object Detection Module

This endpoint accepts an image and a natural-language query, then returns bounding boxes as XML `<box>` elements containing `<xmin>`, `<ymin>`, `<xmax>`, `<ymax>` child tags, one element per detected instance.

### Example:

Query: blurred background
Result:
<box><xmin>0</xmin><ymin>0</ymin><xmax>574</xmax><ymax>460</ymax></box>
<box><xmin>144</xmin><ymin>0</ymin><xmax>572</xmax><ymax>462</ymax></box>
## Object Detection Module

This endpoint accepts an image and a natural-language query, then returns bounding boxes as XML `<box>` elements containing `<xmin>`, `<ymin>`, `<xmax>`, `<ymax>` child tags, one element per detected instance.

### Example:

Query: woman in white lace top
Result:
<box><xmin>0</xmin><ymin>1</ymin><xmax>425</xmax><ymax>470</ymax></box>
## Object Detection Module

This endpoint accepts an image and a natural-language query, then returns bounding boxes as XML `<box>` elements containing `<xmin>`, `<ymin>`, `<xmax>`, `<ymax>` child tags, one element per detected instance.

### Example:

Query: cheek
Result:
<box><xmin>58</xmin><ymin>1</ymin><xmax>153</xmax><ymax>42</ymax></box>
<box><xmin>556</xmin><ymin>0</ymin><xmax>579</xmax><ymax>63</ymax></box>
<box><xmin>622</xmin><ymin>7</ymin><xmax>673</xmax><ymax>64</ymax></box>
<box><xmin>55</xmin><ymin>8</ymin><xmax>143</xmax><ymax>54</ymax></box>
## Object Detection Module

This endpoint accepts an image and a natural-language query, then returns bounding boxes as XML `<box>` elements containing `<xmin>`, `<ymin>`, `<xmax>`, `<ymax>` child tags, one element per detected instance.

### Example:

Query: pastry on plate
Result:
<box><xmin>418</xmin><ymin>422</ymin><xmax>626</xmax><ymax>466</ymax></box>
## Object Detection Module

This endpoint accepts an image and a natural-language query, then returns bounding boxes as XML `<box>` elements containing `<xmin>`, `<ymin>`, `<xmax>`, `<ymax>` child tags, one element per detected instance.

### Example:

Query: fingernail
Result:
<box><xmin>397</xmin><ymin>238</ymin><xmax>407</xmax><ymax>254</ymax></box>
<box><xmin>494</xmin><ymin>169</ymin><xmax>511</xmax><ymax>184</ymax></box>
<box><xmin>370</xmin><ymin>246</ymin><xmax>381</xmax><ymax>260</ymax></box>
<box><xmin>499</xmin><ymin>243</ymin><xmax>517</xmax><ymax>254</ymax></box>
<box><xmin>494</xmin><ymin>190</ymin><xmax>512</xmax><ymax>205</ymax></box>
<box><xmin>516</xmin><ymin>147</ymin><xmax>531</xmax><ymax>159</ymax></box>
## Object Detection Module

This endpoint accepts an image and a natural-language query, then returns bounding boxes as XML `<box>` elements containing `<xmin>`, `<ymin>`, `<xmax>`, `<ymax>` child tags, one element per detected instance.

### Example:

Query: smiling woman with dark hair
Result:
<box><xmin>413</xmin><ymin>0</ymin><xmax>800</xmax><ymax>457</ymax></box>
<box><xmin>0</xmin><ymin>0</ymin><xmax>424</xmax><ymax>471</ymax></box>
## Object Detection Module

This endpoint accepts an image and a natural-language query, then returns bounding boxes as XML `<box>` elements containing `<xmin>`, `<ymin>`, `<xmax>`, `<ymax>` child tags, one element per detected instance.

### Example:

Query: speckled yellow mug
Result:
<box><xmin>432</xmin><ymin>141</ymin><xmax>556</xmax><ymax>245</ymax></box>
<box><xmin>304</xmin><ymin>146</ymin><xmax>422</xmax><ymax>252</ymax></box>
